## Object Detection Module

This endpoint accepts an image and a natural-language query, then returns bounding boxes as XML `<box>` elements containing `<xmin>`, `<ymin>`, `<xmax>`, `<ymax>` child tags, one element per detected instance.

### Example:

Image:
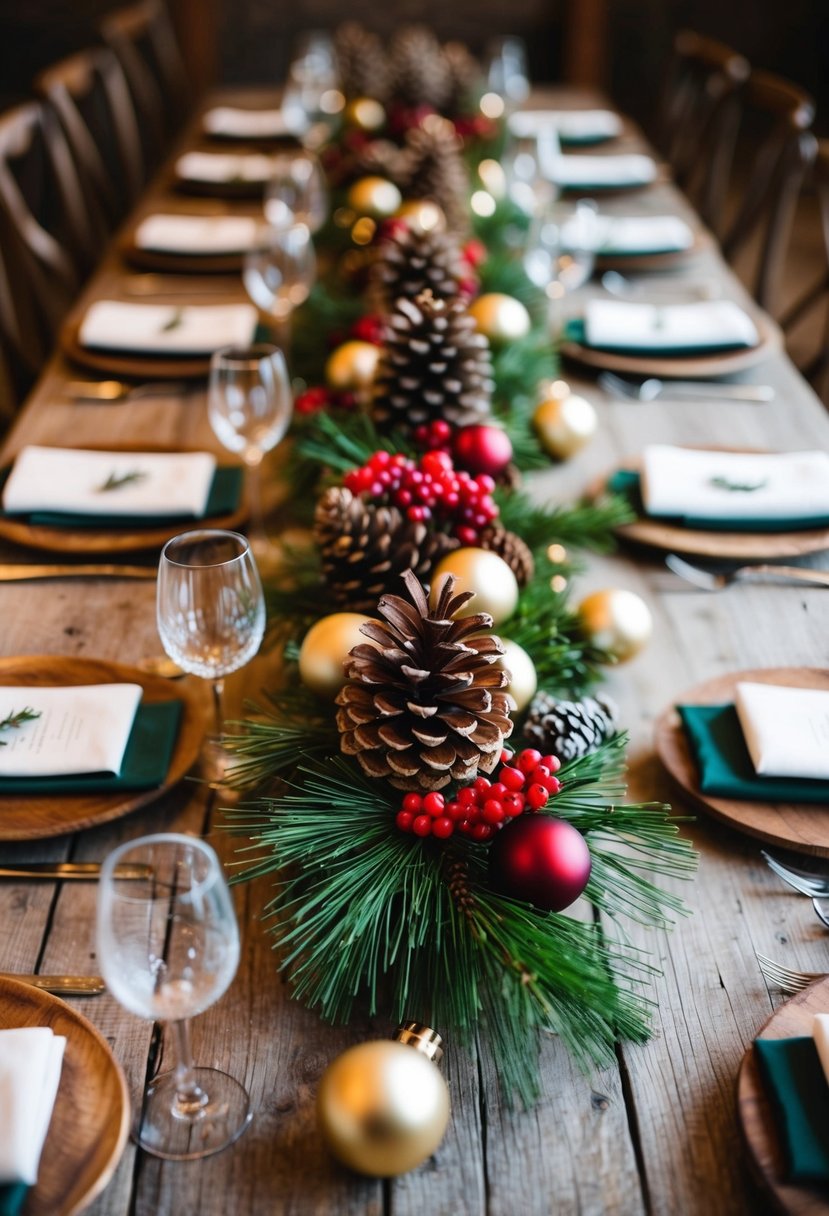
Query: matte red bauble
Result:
<box><xmin>453</xmin><ymin>424</ymin><xmax>513</xmax><ymax>478</ymax></box>
<box><xmin>489</xmin><ymin>815</ymin><xmax>591</xmax><ymax>912</ymax></box>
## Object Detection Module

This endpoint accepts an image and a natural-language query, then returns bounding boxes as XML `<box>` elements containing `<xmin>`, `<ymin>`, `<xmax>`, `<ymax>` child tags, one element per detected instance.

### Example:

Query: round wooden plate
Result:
<box><xmin>0</xmin><ymin>976</ymin><xmax>130</xmax><ymax>1216</ymax></box>
<box><xmin>737</xmin><ymin>976</ymin><xmax>829</xmax><ymax>1215</ymax></box>
<box><xmin>654</xmin><ymin>667</ymin><xmax>829</xmax><ymax>858</ymax></box>
<box><xmin>119</xmin><ymin>240</ymin><xmax>245</xmax><ymax>275</ymax></box>
<box><xmin>561</xmin><ymin>308</ymin><xmax>782</xmax><ymax>378</ymax></box>
<box><xmin>60</xmin><ymin>320</ymin><xmax>212</xmax><ymax>381</ymax></box>
<box><xmin>0</xmin><ymin>655</ymin><xmax>206</xmax><ymax>841</ymax></box>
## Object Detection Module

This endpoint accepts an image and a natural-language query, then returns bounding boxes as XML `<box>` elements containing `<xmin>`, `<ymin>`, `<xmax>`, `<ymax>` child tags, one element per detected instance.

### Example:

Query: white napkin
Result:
<box><xmin>735</xmin><ymin>682</ymin><xmax>829</xmax><ymax>780</ymax></box>
<box><xmin>540</xmin><ymin>151</ymin><xmax>657</xmax><ymax>188</ymax></box>
<box><xmin>3</xmin><ymin>445</ymin><xmax>217</xmax><ymax>517</ymax></box>
<box><xmin>641</xmin><ymin>445</ymin><xmax>829</xmax><ymax>520</ymax></box>
<box><xmin>586</xmin><ymin>215</ymin><xmax>695</xmax><ymax>255</ymax></box>
<box><xmin>0</xmin><ymin>1027</ymin><xmax>65</xmax><ymax>1185</ymax></box>
<box><xmin>175</xmin><ymin>150</ymin><xmax>282</xmax><ymax>184</ymax></box>
<box><xmin>79</xmin><ymin>300</ymin><xmax>257</xmax><ymax>354</ymax></box>
<box><xmin>203</xmin><ymin>106</ymin><xmax>292</xmax><ymax>139</ymax></box>
<box><xmin>134</xmin><ymin>214</ymin><xmax>261</xmax><ymax>254</ymax></box>
<box><xmin>509</xmin><ymin>109</ymin><xmax>622</xmax><ymax>143</ymax></box>
<box><xmin>0</xmin><ymin>684</ymin><xmax>142</xmax><ymax>777</ymax></box>
<box><xmin>583</xmin><ymin>298</ymin><xmax>758</xmax><ymax>351</ymax></box>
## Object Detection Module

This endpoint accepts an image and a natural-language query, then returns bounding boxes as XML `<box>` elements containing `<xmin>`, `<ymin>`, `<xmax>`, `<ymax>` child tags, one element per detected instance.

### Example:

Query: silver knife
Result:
<box><xmin>0</xmin><ymin>862</ymin><xmax>151</xmax><ymax>880</ymax></box>
<box><xmin>0</xmin><ymin>973</ymin><xmax>106</xmax><ymax>995</ymax></box>
<box><xmin>0</xmin><ymin>564</ymin><xmax>157</xmax><ymax>582</ymax></box>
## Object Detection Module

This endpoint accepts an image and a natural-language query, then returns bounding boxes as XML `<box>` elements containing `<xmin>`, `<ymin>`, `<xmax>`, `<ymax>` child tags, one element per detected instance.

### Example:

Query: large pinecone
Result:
<box><xmin>398</xmin><ymin>123</ymin><xmax>470</xmax><ymax>233</ymax></box>
<box><xmin>522</xmin><ymin>692</ymin><xmax>620</xmax><ymax>762</ymax></box>
<box><xmin>335</xmin><ymin>23</ymin><xmax>391</xmax><ymax>103</ymax></box>
<box><xmin>372</xmin><ymin>289</ymin><xmax>493</xmax><ymax>433</ymax></box>
<box><xmin>337</xmin><ymin>569</ymin><xmax>513</xmax><ymax>790</ymax></box>
<box><xmin>478</xmin><ymin>525</ymin><xmax>535</xmax><ymax>586</ymax></box>
<box><xmin>370</xmin><ymin>224</ymin><xmax>464</xmax><ymax>314</ymax></box>
<box><xmin>314</xmin><ymin>486</ymin><xmax>459</xmax><ymax>612</ymax></box>
<box><xmin>389</xmin><ymin>26</ymin><xmax>452</xmax><ymax>111</ymax></box>
<box><xmin>443</xmin><ymin>41</ymin><xmax>482</xmax><ymax>113</ymax></box>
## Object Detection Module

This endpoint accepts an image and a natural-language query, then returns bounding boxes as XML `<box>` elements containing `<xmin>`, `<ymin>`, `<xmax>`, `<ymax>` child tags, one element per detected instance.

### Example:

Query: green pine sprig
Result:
<box><xmin>496</xmin><ymin>488</ymin><xmax>635</xmax><ymax>556</ymax></box>
<box><xmin>0</xmin><ymin>706</ymin><xmax>40</xmax><ymax>744</ymax></box>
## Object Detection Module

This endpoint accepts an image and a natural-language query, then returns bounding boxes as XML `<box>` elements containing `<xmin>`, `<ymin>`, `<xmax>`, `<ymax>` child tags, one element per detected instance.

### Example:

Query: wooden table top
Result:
<box><xmin>1</xmin><ymin>86</ymin><xmax>828</xmax><ymax>1216</ymax></box>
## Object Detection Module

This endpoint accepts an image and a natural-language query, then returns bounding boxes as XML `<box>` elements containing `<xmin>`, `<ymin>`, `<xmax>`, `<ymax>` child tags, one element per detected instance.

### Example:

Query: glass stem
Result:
<box><xmin>170</xmin><ymin>1018</ymin><xmax>208</xmax><ymax>1118</ymax></box>
<box><xmin>211</xmin><ymin>677</ymin><xmax>226</xmax><ymax>742</ymax></box>
<box><xmin>245</xmin><ymin>455</ymin><xmax>268</xmax><ymax>550</ymax></box>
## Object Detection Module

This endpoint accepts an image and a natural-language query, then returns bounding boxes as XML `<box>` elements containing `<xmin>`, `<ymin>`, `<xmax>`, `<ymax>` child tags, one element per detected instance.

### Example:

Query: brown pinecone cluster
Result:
<box><xmin>336</xmin><ymin>569</ymin><xmax>513</xmax><ymax>791</ymax></box>
<box><xmin>334</xmin><ymin>21</ymin><xmax>482</xmax><ymax>113</ymax></box>
<box><xmin>397</xmin><ymin>123</ymin><xmax>470</xmax><ymax>234</ymax></box>
<box><xmin>372</xmin><ymin>289</ymin><xmax>493</xmax><ymax>433</ymax></box>
<box><xmin>370</xmin><ymin>224</ymin><xmax>464</xmax><ymax>314</ymax></box>
<box><xmin>477</xmin><ymin>525</ymin><xmax>535</xmax><ymax>586</ymax></box>
<box><xmin>335</xmin><ymin>23</ymin><xmax>391</xmax><ymax>102</ymax></box>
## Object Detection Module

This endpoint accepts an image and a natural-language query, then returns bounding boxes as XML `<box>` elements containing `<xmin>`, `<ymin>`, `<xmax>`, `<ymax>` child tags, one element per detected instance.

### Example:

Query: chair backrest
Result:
<box><xmin>36</xmin><ymin>45</ymin><xmax>146</xmax><ymax>227</ymax></box>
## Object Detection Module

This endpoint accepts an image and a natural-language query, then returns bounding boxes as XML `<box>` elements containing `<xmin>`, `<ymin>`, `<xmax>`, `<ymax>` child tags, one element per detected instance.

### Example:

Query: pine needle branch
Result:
<box><xmin>496</xmin><ymin>488</ymin><xmax>634</xmax><ymax>555</ymax></box>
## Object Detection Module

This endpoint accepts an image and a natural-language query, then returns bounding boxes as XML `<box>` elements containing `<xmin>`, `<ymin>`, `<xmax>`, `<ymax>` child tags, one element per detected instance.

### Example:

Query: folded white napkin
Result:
<box><xmin>134</xmin><ymin>214</ymin><xmax>261</xmax><ymax>254</ymax></box>
<box><xmin>587</xmin><ymin>215</ymin><xmax>695</xmax><ymax>255</ymax></box>
<box><xmin>584</xmin><ymin>298</ymin><xmax>758</xmax><ymax>351</ymax></box>
<box><xmin>641</xmin><ymin>446</ymin><xmax>829</xmax><ymax>520</ymax></box>
<box><xmin>79</xmin><ymin>300</ymin><xmax>257</xmax><ymax>354</ymax></box>
<box><xmin>735</xmin><ymin>682</ymin><xmax>829</xmax><ymax>780</ymax></box>
<box><xmin>0</xmin><ymin>1027</ymin><xmax>65</xmax><ymax>1185</ymax></box>
<box><xmin>175</xmin><ymin>150</ymin><xmax>281</xmax><ymax>184</ymax></box>
<box><xmin>540</xmin><ymin>151</ymin><xmax>658</xmax><ymax>188</ymax></box>
<box><xmin>3</xmin><ymin>445</ymin><xmax>217</xmax><ymax>517</ymax></box>
<box><xmin>509</xmin><ymin>109</ymin><xmax>622</xmax><ymax>142</ymax></box>
<box><xmin>203</xmin><ymin>106</ymin><xmax>292</xmax><ymax>139</ymax></box>
<box><xmin>0</xmin><ymin>683</ymin><xmax>142</xmax><ymax>777</ymax></box>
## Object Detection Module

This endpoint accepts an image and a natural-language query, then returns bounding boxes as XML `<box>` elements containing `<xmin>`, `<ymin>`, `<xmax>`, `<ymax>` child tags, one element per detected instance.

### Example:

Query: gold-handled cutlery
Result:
<box><xmin>64</xmin><ymin>379</ymin><xmax>193</xmax><ymax>403</ymax></box>
<box><xmin>0</xmin><ymin>973</ymin><xmax>106</xmax><ymax>996</ymax></box>
<box><xmin>0</xmin><ymin>862</ymin><xmax>151</xmax><ymax>880</ymax></box>
<box><xmin>666</xmin><ymin>554</ymin><xmax>829</xmax><ymax>591</ymax></box>
<box><xmin>0</xmin><ymin>564</ymin><xmax>158</xmax><ymax>582</ymax></box>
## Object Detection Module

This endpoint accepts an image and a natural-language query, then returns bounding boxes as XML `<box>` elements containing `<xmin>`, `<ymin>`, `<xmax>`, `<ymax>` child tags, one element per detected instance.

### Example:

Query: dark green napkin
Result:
<box><xmin>0</xmin><ymin>699</ymin><xmax>182</xmax><ymax>795</ymax></box>
<box><xmin>608</xmin><ymin>469</ymin><xmax>829</xmax><ymax>533</ymax></box>
<box><xmin>0</xmin><ymin>466</ymin><xmax>243</xmax><ymax>530</ymax></box>
<box><xmin>563</xmin><ymin>317</ymin><xmax>753</xmax><ymax>355</ymax></box>
<box><xmin>755</xmin><ymin>1036</ymin><xmax>829</xmax><ymax>1181</ymax></box>
<box><xmin>0</xmin><ymin>1183</ymin><xmax>28</xmax><ymax>1216</ymax></box>
<box><xmin>678</xmin><ymin>702</ymin><xmax>829</xmax><ymax>803</ymax></box>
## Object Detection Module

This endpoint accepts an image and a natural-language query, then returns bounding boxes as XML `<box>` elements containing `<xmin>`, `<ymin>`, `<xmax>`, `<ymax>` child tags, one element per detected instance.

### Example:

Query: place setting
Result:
<box><xmin>120</xmin><ymin>210</ymin><xmax>264</xmax><ymax>275</ymax></box>
<box><xmin>171</xmin><ymin>149</ymin><xmax>294</xmax><ymax>198</ymax></box>
<box><xmin>509</xmin><ymin>106</ymin><xmax>625</xmax><ymax>147</ymax></box>
<box><xmin>534</xmin><ymin>123</ymin><xmax>663</xmax><ymax>193</ymax></box>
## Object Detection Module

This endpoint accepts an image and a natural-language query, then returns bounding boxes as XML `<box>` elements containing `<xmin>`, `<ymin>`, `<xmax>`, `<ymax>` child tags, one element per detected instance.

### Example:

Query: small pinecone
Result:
<box><xmin>336</xmin><ymin>568</ymin><xmax>513</xmax><ymax>791</ymax></box>
<box><xmin>370</xmin><ymin>224</ymin><xmax>464</xmax><ymax>314</ymax></box>
<box><xmin>389</xmin><ymin>25</ymin><xmax>452</xmax><ymax>111</ymax></box>
<box><xmin>372</xmin><ymin>289</ymin><xmax>493</xmax><ymax>433</ymax></box>
<box><xmin>443</xmin><ymin>41</ymin><xmax>482</xmax><ymax>113</ymax></box>
<box><xmin>478</xmin><ymin>525</ymin><xmax>535</xmax><ymax>586</ymax></box>
<box><xmin>314</xmin><ymin>486</ymin><xmax>459</xmax><ymax>612</ymax></box>
<box><xmin>399</xmin><ymin>123</ymin><xmax>470</xmax><ymax>233</ymax></box>
<box><xmin>354</xmin><ymin>139</ymin><xmax>406</xmax><ymax>182</ymax></box>
<box><xmin>335</xmin><ymin>23</ymin><xmax>391</xmax><ymax>103</ymax></box>
<box><xmin>522</xmin><ymin>692</ymin><xmax>620</xmax><ymax>763</ymax></box>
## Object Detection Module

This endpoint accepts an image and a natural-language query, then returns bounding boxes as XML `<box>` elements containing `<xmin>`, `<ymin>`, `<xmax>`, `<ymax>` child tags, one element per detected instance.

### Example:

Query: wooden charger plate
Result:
<box><xmin>737</xmin><ymin>976</ymin><xmax>829</xmax><ymax>1215</ymax></box>
<box><xmin>0</xmin><ymin>975</ymin><xmax>130</xmax><ymax>1216</ymax></box>
<box><xmin>561</xmin><ymin>308</ymin><xmax>781</xmax><ymax>379</ymax></box>
<box><xmin>654</xmin><ymin>667</ymin><xmax>829</xmax><ymax>858</ymax></box>
<box><xmin>60</xmin><ymin>319</ymin><xmax>212</xmax><ymax>381</ymax></box>
<box><xmin>0</xmin><ymin>655</ymin><xmax>205</xmax><ymax>841</ymax></box>
<box><xmin>591</xmin><ymin>454</ymin><xmax>829</xmax><ymax>561</ymax></box>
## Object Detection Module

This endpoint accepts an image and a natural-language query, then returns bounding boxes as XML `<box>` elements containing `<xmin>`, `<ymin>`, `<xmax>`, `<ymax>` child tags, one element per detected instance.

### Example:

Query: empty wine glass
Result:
<box><xmin>524</xmin><ymin>198</ymin><xmax>600</xmax><ymax>337</ymax></box>
<box><xmin>97</xmin><ymin>833</ymin><xmax>250</xmax><ymax>1159</ymax></box>
<box><xmin>281</xmin><ymin>31</ymin><xmax>341</xmax><ymax>143</ymax></box>
<box><xmin>484</xmin><ymin>36</ymin><xmax>530</xmax><ymax>110</ymax></box>
<box><xmin>157</xmin><ymin>529</ymin><xmax>265</xmax><ymax>780</ymax></box>
<box><xmin>208</xmin><ymin>344</ymin><xmax>293</xmax><ymax>553</ymax></box>
<box><xmin>264</xmin><ymin>151</ymin><xmax>328</xmax><ymax>233</ymax></box>
<box><xmin>244</xmin><ymin>223</ymin><xmax>316</xmax><ymax>336</ymax></box>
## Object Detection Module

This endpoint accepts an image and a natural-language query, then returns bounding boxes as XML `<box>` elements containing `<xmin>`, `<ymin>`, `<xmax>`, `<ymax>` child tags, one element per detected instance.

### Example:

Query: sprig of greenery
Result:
<box><xmin>496</xmin><ymin>488</ymin><xmax>635</xmax><ymax>556</ymax></box>
<box><xmin>0</xmin><ymin>706</ymin><xmax>40</xmax><ymax>745</ymax></box>
<box><xmin>96</xmin><ymin>469</ymin><xmax>148</xmax><ymax>493</ymax></box>
<box><xmin>507</xmin><ymin>577</ymin><xmax>610</xmax><ymax>695</ymax></box>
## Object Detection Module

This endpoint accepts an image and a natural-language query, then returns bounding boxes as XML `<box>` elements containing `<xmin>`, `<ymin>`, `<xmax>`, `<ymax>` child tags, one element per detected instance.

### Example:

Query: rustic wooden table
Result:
<box><xmin>1</xmin><ymin>88</ymin><xmax>828</xmax><ymax>1216</ymax></box>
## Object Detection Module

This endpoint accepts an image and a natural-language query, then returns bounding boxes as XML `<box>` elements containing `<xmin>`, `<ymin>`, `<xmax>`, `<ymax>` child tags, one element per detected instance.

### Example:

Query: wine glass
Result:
<box><xmin>157</xmin><ymin>529</ymin><xmax>265</xmax><ymax>780</ymax></box>
<box><xmin>264</xmin><ymin>151</ymin><xmax>328</xmax><ymax>233</ymax></box>
<box><xmin>523</xmin><ymin>198</ymin><xmax>600</xmax><ymax>338</ymax></box>
<box><xmin>281</xmin><ymin>31</ymin><xmax>341</xmax><ymax>144</ymax></box>
<box><xmin>97</xmin><ymin>833</ymin><xmax>250</xmax><ymax>1160</ymax></box>
<box><xmin>208</xmin><ymin>343</ymin><xmax>293</xmax><ymax>554</ymax></box>
<box><xmin>484</xmin><ymin>36</ymin><xmax>530</xmax><ymax>110</ymax></box>
<box><xmin>243</xmin><ymin>222</ymin><xmax>316</xmax><ymax>337</ymax></box>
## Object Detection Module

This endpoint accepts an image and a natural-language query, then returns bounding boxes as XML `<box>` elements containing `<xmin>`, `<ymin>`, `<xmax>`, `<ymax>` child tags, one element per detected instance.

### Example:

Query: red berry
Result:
<box><xmin>502</xmin><ymin>792</ymin><xmax>525</xmax><ymax>817</ymax></box>
<box><xmin>446</xmin><ymin>801</ymin><xmax>466</xmax><ymax>821</ymax></box>
<box><xmin>396</xmin><ymin>810</ymin><xmax>414</xmax><ymax>832</ymax></box>
<box><xmin>482</xmin><ymin>799</ymin><xmax>505</xmax><ymax>825</ymax></box>
<box><xmin>538</xmin><ymin>775</ymin><xmax>562</xmax><ymax>795</ymax></box>
<box><xmin>432</xmin><ymin>817</ymin><xmax>454</xmax><ymax>839</ymax></box>
<box><xmin>458</xmin><ymin>786</ymin><xmax>478</xmax><ymax>806</ymax></box>
<box><xmin>526</xmin><ymin>783</ymin><xmax>549</xmax><ymax>810</ymax></box>
<box><xmin>473</xmin><ymin>776</ymin><xmax>491</xmax><ymax>795</ymax></box>
<box><xmin>500</xmin><ymin>766</ymin><xmax>525</xmax><ymax>791</ymax></box>
<box><xmin>539</xmin><ymin>754</ymin><xmax>562</xmax><ymax>773</ymax></box>
<box><xmin>402</xmin><ymin>793</ymin><xmax>422</xmax><ymax>813</ymax></box>
<box><xmin>500</xmin><ymin>748</ymin><xmax>514</xmax><ymax>763</ymax></box>
<box><xmin>422</xmin><ymin>791</ymin><xmax>445</xmax><ymax>817</ymax></box>
<box><xmin>412</xmin><ymin>815</ymin><xmax>433</xmax><ymax>837</ymax></box>
<box><xmin>517</xmin><ymin>749</ymin><xmax>543</xmax><ymax>774</ymax></box>
<box><xmin>471</xmin><ymin>822</ymin><xmax>493</xmax><ymax>841</ymax></box>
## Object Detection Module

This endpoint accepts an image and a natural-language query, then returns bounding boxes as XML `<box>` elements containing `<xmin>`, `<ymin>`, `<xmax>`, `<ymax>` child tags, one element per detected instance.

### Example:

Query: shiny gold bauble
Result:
<box><xmin>394</xmin><ymin>199</ymin><xmax>446</xmax><ymax>233</ymax></box>
<box><xmin>430</xmin><ymin>548</ymin><xmax>519</xmax><ymax>626</ymax></box>
<box><xmin>577</xmin><ymin>589</ymin><xmax>653</xmax><ymax>663</ymax></box>
<box><xmin>533</xmin><ymin>393</ymin><xmax>598</xmax><ymax>460</ymax></box>
<box><xmin>468</xmin><ymin>293</ymin><xmax>531</xmax><ymax>344</ymax></box>
<box><xmin>347</xmin><ymin>176</ymin><xmax>402</xmax><ymax>219</ymax></box>
<box><xmin>343</xmin><ymin>98</ymin><xmax>386</xmax><ymax>132</ymax></box>
<box><xmin>298</xmin><ymin>612</ymin><xmax>373</xmax><ymax>696</ymax></box>
<box><xmin>317</xmin><ymin>1040</ymin><xmax>450</xmax><ymax>1177</ymax></box>
<box><xmin>497</xmin><ymin>638</ymin><xmax>538</xmax><ymax>713</ymax></box>
<box><xmin>325</xmin><ymin>340</ymin><xmax>382</xmax><ymax>391</ymax></box>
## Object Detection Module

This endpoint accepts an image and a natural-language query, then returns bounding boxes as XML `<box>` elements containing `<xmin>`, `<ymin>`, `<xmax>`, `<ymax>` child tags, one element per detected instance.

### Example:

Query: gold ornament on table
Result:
<box><xmin>347</xmin><ymin>176</ymin><xmax>402</xmax><ymax>219</ymax></box>
<box><xmin>533</xmin><ymin>380</ymin><xmax>598</xmax><ymax>461</ymax></box>
<box><xmin>298</xmin><ymin>612</ymin><xmax>376</xmax><ymax>696</ymax></box>
<box><xmin>325</xmin><ymin>340</ymin><xmax>382</xmax><ymax>394</ymax></box>
<box><xmin>317</xmin><ymin>1023</ymin><xmax>450</xmax><ymax>1178</ymax></box>
<box><xmin>577</xmin><ymin>588</ymin><xmax>653</xmax><ymax>663</ymax></box>
<box><xmin>468</xmin><ymin>292</ymin><xmax>532</xmax><ymax>344</ymax></box>
<box><xmin>430</xmin><ymin>547</ymin><xmax>519</xmax><ymax>626</ymax></box>
<box><xmin>343</xmin><ymin>97</ymin><xmax>386</xmax><ymax>132</ymax></box>
<box><xmin>497</xmin><ymin>638</ymin><xmax>538</xmax><ymax>713</ymax></box>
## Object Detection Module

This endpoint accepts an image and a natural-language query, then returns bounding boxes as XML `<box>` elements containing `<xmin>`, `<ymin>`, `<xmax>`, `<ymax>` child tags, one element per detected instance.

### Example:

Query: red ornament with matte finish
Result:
<box><xmin>488</xmin><ymin>815</ymin><xmax>591</xmax><ymax>912</ymax></box>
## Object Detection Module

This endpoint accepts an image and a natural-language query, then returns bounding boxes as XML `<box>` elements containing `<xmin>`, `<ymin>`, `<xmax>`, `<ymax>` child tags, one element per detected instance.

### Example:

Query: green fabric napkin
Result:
<box><xmin>563</xmin><ymin>317</ymin><xmax>753</xmax><ymax>355</ymax></box>
<box><xmin>755</xmin><ymin>1037</ymin><xmax>829</xmax><ymax>1181</ymax></box>
<box><xmin>678</xmin><ymin>702</ymin><xmax>829</xmax><ymax>803</ymax></box>
<box><xmin>0</xmin><ymin>466</ymin><xmax>243</xmax><ymax>530</ymax></box>
<box><xmin>608</xmin><ymin>469</ymin><xmax>829</xmax><ymax>533</ymax></box>
<box><xmin>0</xmin><ymin>699</ymin><xmax>183</xmax><ymax>795</ymax></box>
<box><xmin>0</xmin><ymin>1183</ymin><xmax>28</xmax><ymax>1216</ymax></box>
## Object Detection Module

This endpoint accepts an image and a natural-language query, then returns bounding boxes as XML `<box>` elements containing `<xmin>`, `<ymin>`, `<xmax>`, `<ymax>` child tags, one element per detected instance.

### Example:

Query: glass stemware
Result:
<box><xmin>157</xmin><ymin>529</ymin><xmax>265</xmax><ymax>780</ymax></box>
<box><xmin>97</xmin><ymin>833</ymin><xmax>251</xmax><ymax>1160</ymax></box>
<box><xmin>484</xmin><ymin>36</ymin><xmax>530</xmax><ymax>110</ymax></box>
<box><xmin>264</xmin><ymin>151</ymin><xmax>328</xmax><ymax>233</ymax></box>
<box><xmin>523</xmin><ymin>198</ymin><xmax>600</xmax><ymax>338</ymax></box>
<box><xmin>281</xmin><ymin>31</ymin><xmax>341</xmax><ymax>144</ymax></box>
<box><xmin>243</xmin><ymin>222</ymin><xmax>316</xmax><ymax>338</ymax></box>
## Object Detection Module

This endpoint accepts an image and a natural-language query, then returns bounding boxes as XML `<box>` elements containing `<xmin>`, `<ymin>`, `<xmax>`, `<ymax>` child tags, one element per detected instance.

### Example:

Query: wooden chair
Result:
<box><xmin>35</xmin><ymin>45</ymin><xmax>146</xmax><ymax>229</ymax></box>
<box><xmin>779</xmin><ymin>139</ymin><xmax>829</xmax><ymax>400</ymax></box>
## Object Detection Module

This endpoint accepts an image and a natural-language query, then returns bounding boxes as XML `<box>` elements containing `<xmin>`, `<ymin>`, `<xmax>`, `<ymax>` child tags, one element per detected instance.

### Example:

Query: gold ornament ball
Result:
<box><xmin>317</xmin><ymin>1040</ymin><xmax>450</xmax><ymax>1177</ymax></box>
<box><xmin>430</xmin><ymin>548</ymin><xmax>519</xmax><ymax>626</ymax></box>
<box><xmin>468</xmin><ymin>293</ymin><xmax>531</xmax><ymax>344</ymax></box>
<box><xmin>298</xmin><ymin>612</ymin><xmax>373</xmax><ymax>696</ymax></box>
<box><xmin>325</xmin><ymin>340</ymin><xmax>382</xmax><ymax>391</ymax></box>
<box><xmin>498</xmin><ymin>638</ymin><xmax>538</xmax><ymax>713</ymax></box>
<box><xmin>577</xmin><ymin>589</ymin><xmax>653</xmax><ymax>663</ymax></box>
<box><xmin>343</xmin><ymin>98</ymin><xmax>386</xmax><ymax>132</ymax></box>
<box><xmin>347</xmin><ymin>176</ymin><xmax>402</xmax><ymax>219</ymax></box>
<box><xmin>394</xmin><ymin>199</ymin><xmax>446</xmax><ymax>233</ymax></box>
<box><xmin>533</xmin><ymin>393</ymin><xmax>598</xmax><ymax>460</ymax></box>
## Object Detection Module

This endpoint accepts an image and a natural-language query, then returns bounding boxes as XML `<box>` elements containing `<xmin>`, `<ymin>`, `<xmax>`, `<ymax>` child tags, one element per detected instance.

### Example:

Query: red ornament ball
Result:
<box><xmin>453</xmin><ymin>425</ymin><xmax>513</xmax><ymax>478</ymax></box>
<box><xmin>488</xmin><ymin>816</ymin><xmax>591</xmax><ymax>912</ymax></box>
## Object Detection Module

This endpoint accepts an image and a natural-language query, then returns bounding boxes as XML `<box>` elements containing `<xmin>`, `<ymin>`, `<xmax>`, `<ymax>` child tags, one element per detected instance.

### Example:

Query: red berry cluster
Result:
<box><xmin>395</xmin><ymin>748</ymin><xmax>562</xmax><ymax>841</ymax></box>
<box><xmin>350</xmin><ymin>314</ymin><xmax>386</xmax><ymax>346</ymax></box>
<box><xmin>343</xmin><ymin>449</ymin><xmax>499</xmax><ymax>540</ymax></box>
<box><xmin>412</xmin><ymin>419</ymin><xmax>453</xmax><ymax>451</ymax></box>
<box><xmin>294</xmin><ymin>386</ymin><xmax>357</xmax><ymax>416</ymax></box>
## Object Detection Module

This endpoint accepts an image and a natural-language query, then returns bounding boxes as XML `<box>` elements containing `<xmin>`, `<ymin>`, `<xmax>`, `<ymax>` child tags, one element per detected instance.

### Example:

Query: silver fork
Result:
<box><xmin>762</xmin><ymin>850</ymin><xmax>829</xmax><ymax>897</ymax></box>
<box><xmin>666</xmin><ymin>554</ymin><xmax>829</xmax><ymax>591</ymax></box>
<box><xmin>756</xmin><ymin>953</ymin><xmax>822</xmax><ymax>994</ymax></box>
<box><xmin>597</xmin><ymin>370</ymin><xmax>774</xmax><ymax>403</ymax></box>
<box><xmin>65</xmin><ymin>379</ymin><xmax>193</xmax><ymax>403</ymax></box>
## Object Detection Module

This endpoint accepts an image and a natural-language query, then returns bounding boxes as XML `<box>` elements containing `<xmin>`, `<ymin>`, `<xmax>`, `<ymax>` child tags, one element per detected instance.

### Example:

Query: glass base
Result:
<box><xmin>134</xmin><ymin>1067</ymin><xmax>252</xmax><ymax>1160</ymax></box>
<box><xmin>202</xmin><ymin>736</ymin><xmax>239</xmax><ymax>791</ymax></box>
